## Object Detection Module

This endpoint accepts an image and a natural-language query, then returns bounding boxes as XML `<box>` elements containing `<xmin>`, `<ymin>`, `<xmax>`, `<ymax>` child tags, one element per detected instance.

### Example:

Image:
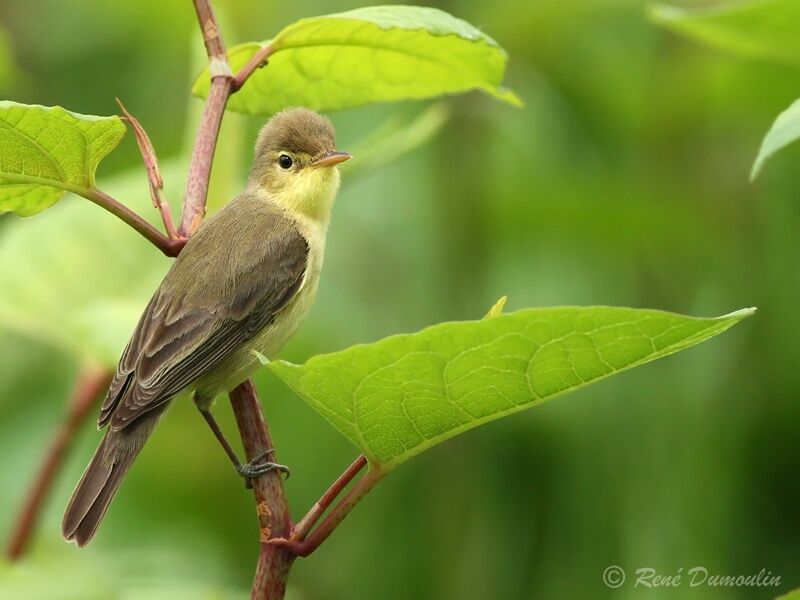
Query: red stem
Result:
<box><xmin>178</xmin><ymin>77</ymin><xmax>232</xmax><ymax>237</ymax></box>
<box><xmin>82</xmin><ymin>187</ymin><xmax>184</xmax><ymax>257</ymax></box>
<box><xmin>232</xmin><ymin>45</ymin><xmax>274</xmax><ymax>91</ymax></box>
<box><xmin>179</xmin><ymin>0</ymin><xmax>234</xmax><ymax>238</ymax></box>
<box><xmin>270</xmin><ymin>467</ymin><xmax>384</xmax><ymax>558</ymax></box>
<box><xmin>115</xmin><ymin>98</ymin><xmax>181</xmax><ymax>241</ymax></box>
<box><xmin>5</xmin><ymin>365</ymin><xmax>112</xmax><ymax>561</ymax></box>
<box><xmin>229</xmin><ymin>380</ymin><xmax>295</xmax><ymax>600</ymax></box>
<box><xmin>291</xmin><ymin>455</ymin><xmax>367</xmax><ymax>541</ymax></box>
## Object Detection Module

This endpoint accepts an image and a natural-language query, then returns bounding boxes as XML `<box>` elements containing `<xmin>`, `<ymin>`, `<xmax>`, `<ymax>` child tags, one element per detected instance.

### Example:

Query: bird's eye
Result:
<box><xmin>278</xmin><ymin>154</ymin><xmax>293</xmax><ymax>170</ymax></box>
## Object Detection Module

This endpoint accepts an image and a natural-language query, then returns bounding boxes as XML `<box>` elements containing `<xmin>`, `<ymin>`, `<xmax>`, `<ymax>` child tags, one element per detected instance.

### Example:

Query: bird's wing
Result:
<box><xmin>98</xmin><ymin>199</ymin><xmax>309</xmax><ymax>430</ymax></box>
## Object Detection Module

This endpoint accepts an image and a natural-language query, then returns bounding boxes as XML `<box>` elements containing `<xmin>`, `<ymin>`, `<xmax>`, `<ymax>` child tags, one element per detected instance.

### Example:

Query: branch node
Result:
<box><xmin>209</xmin><ymin>57</ymin><xmax>234</xmax><ymax>80</ymax></box>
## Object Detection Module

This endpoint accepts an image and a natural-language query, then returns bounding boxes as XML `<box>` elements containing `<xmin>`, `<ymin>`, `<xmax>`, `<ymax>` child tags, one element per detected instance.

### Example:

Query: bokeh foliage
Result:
<box><xmin>0</xmin><ymin>0</ymin><xmax>797</xmax><ymax>599</ymax></box>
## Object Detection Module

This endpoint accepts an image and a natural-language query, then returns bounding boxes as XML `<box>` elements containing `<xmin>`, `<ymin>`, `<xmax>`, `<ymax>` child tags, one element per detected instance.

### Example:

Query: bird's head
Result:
<box><xmin>248</xmin><ymin>107</ymin><xmax>350</xmax><ymax>222</ymax></box>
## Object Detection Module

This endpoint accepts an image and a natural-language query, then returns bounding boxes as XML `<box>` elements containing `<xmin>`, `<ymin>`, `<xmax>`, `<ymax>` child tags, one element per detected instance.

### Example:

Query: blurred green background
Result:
<box><xmin>0</xmin><ymin>0</ymin><xmax>798</xmax><ymax>598</ymax></box>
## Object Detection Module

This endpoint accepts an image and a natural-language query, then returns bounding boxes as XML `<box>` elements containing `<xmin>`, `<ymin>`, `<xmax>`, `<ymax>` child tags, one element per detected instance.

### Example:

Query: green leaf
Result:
<box><xmin>751</xmin><ymin>97</ymin><xmax>800</xmax><ymax>179</ymax></box>
<box><xmin>192</xmin><ymin>5</ymin><xmax>520</xmax><ymax>115</ymax></box>
<box><xmin>0</xmin><ymin>102</ymin><xmax>125</xmax><ymax>216</ymax></box>
<box><xmin>777</xmin><ymin>589</ymin><xmax>800</xmax><ymax>600</ymax></box>
<box><xmin>483</xmin><ymin>295</ymin><xmax>508</xmax><ymax>319</ymax></box>
<box><xmin>269</xmin><ymin>306</ymin><xmax>754</xmax><ymax>471</ymax></box>
<box><xmin>649</xmin><ymin>0</ymin><xmax>800</xmax><ymax>67</ymax></box>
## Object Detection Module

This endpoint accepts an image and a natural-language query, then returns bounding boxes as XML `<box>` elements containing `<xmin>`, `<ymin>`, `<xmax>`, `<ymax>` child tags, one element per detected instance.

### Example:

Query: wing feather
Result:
<box><xmin>97</xmin><ymin>195</ymin><xmax>309</xmax><ymax>431</ymax></box>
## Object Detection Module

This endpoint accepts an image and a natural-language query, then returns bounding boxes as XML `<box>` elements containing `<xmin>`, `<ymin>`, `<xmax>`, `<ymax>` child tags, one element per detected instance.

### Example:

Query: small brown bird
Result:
<box><xmin>62</xmin><ymin>107</ymin><xmax>350</xmax><ymax>546</ymax></box>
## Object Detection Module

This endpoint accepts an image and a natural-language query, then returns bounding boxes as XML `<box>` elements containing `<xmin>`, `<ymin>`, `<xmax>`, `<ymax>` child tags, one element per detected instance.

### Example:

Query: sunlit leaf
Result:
<box><xmin>193</xmin><ymin>5</ymin><xmax>521</xmax><ymax>115</ymax></box>
<box><xmin>269</xmin><ymin>306</ymin><xmax>754</xmax><ymax>470</ymax></box>
<box><xmin>649</xmin><ymin>0</ymin><xmax>800</xmax><ymax>67</ymax></box>
<box><xmin>751</xmin><ymin>97</ymin><xmax>800</xmax><ymax>179</ymax></box>
<box><xmin>483</xmin><ymin>295</ymin><xmax>508</xmax><ymax>319</ymax></box>
<box><xmin>0</xmin><ymin>102</ymin><xmax>125</xmax><ymax>216</ymax></box>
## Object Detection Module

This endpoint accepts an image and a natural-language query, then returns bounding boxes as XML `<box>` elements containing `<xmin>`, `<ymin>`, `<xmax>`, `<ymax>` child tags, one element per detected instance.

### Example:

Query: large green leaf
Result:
<box><xmin>269</xmin><ymin>306</ymin><xmax>754</xmax><ymax>470</ymax></box>
<box><xmin>192</xmin><ymin>5</ymin><xmax>520</xmax><ymax>115</ymax></box>
<box><xmin>0</xmin><ymin>102</ymin><xmax>125</xmax><ymax>216</ymax></box>
<box><xmin>649</xmin><ymin>0</ymin><xmax>800</xmax><ymax>67</ymax></box>
<box><xmin>751</xmin><ymin>97</ymin><xmax>800</xmax><ymax>179</ymax></box>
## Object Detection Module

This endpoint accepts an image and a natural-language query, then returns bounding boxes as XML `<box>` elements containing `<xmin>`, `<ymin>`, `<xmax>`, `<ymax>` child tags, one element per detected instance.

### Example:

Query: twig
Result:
<box><xmin>5</xmin><ymin>365</ymin><xmax>112</xmax><ymax>561</ymax></box>
<box><xmin>115</xmin><ymin>98</ymin><xmax>181</xmax><ymax>241</ymax></box>
<box><xmin>180</xmin><ymin>0</ymin><xmax>277</xmax><ymax>238</ymax></box>
<box><xmin>269</xmin><ymin>467</ymin><xmax>384</xmax><ymax>558</ymax></box>
<box><xmin>232</xmin><ymin>45</ymin><xmax>274</xmax><ymax>91</ymax></box>
<box><xmin>81</xmin><ymin>187</ymin><xmax>185</xmax><ymax>256</ymax></box>
<box><xmin>229</xmin><ymin>380</ymin><xmax>295</xmax><ymax>600</ymax></box>
<box><xmin>179</xmin><ymin>0</ymin><xmax>234</xmax><ymax>237</ymax></box>
<box><xmin>291</xmin><ymin>455</ymin><xmax>367</xmax><ymax>541</ymax></box>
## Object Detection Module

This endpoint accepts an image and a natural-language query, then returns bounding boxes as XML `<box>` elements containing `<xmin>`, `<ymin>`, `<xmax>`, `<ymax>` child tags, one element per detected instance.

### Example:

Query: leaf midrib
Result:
<box><xmin>0</xmin><ymin>171</ymin><xmax>88</xmax><ymax>196</ymax></box>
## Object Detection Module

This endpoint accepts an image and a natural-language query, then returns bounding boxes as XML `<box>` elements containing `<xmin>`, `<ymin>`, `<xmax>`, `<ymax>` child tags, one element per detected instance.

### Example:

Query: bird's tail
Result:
<box><xmin>62</xmin><ymin>410</ymin><xmax>160</xmax><ymax>547</ymax></box>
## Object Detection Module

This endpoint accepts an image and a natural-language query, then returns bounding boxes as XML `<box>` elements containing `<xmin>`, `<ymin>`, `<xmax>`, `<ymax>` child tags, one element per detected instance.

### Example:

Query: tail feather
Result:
<box><xmin>62</xmin><ymin>411</ymin><xmax>160</xmax><ymax>546</ymax></box>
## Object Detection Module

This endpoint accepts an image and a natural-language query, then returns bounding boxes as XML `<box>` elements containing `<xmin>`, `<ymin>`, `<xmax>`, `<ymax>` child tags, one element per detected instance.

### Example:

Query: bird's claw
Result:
<box><xmin>236</xmin><ymin>449</ymin><xmax>290</xmax><ymax>487</ymax></box>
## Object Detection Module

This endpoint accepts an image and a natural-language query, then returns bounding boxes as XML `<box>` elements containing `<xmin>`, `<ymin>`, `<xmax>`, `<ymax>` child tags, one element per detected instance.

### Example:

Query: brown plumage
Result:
<box><xmin>63</xmin><ymin>108</ymin><xmax>347</xmax><ymax>546</ymax></box>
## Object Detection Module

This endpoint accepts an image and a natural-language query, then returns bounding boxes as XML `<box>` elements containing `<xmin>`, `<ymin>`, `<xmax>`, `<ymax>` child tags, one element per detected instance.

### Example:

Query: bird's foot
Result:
<box><xmin>236</xmin><ymin>449</ymin><xmax>290</xmax><ymax>488</ymax></box>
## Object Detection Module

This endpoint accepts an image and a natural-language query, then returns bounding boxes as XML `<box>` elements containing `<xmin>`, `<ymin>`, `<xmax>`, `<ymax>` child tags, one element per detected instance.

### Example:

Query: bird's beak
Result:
<box><xmin>312</xmin><ymin>150</ymin><xmax>352</xmax><ymax>167</ymax></box>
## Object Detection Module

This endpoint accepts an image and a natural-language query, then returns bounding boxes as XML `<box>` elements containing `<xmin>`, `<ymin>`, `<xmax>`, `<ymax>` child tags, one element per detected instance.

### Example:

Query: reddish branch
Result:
<box><xmin>272</xmin><ymin>464</ymin><xmax>383</xmax><ymax>558</ymax></box>
<box><xmin>230</xmin><ymin>380</ymin><xmax>295</xmax><ymax>599</ymax></box>
<box><xmin>180</xmin><ymin>0</ymin><xmax>273</xmax><ymax>237</ymax></box>
<box><xmin>5</xmin><ymin>365</ymin><xmax>112</xmax><ymax>560</ymax></box>
<box><xmin>291</xmin><ymin>454</ymin><xmax>367</xmax><ymax>540</ymax></box>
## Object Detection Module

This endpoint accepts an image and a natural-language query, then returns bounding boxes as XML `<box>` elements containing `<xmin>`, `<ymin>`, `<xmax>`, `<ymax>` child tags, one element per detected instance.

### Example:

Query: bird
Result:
<box><xmin>62</xmin><ymin>107</ymin><xmax>351</xmax><ymax>547</ymax></box>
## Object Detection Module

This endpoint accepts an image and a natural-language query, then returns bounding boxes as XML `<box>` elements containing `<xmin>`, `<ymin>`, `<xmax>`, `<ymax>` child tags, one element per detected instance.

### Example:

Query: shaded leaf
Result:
<box><xmin>751</xmin><ymin>97</ymin><xmax>800</xmax><ymax>179</ymax></box>
<box><xmin>649</xmin><ymin>0</ymin><xmax>800</xmax><ymax>67</ymax></box>
<box><xmin>0</xmin><ymin>101</ymin><xmax>125</xmax><ymax>216</ymax></box>
<box><xmin>269</xmin><ymin>306</ymin><xmax>754</xmax><ymax>470</ymax></box>
<box><xmin>193</xmin><ymin>5</ymin><xmax>520</xmax><ymax>115</ymax></box>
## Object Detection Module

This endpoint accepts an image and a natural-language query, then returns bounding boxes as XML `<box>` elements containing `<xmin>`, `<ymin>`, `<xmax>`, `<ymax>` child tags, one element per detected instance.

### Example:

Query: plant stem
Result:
<box><xmin>115</xmin><ymin>98</ymin><xmax>181</xmax><ymax>241</ymax></box>
<box><xmin>229</xmin><ymin>380</ymin><xmax>295</xmax><ymax>600</ymax></box>
<box><xmin>271</xmin><ymin>467</ymin><xmax>384</xmax><ymax>558</ymax></box>
<box><xmin>82</xmin><ymin>187</ymin><xmax>184</xmax><ymax>256</ymax></box>
<box><xmin>232</xmin><ymin>45</ymin><xmax>274</xmax><ymax>91</ymax></box>
<box><xmin>180</xmin><ymin>0</ymin><xmax>234</xmax><ymax>238</ymax></box>
<box><xmin>5</xmin><ymin>365</ymin><xmax>112</xmax><ymax>561</ymax></box>
<box><xmin>291</xmin><ymin>455</ymin><xmax>367</xmax><ymax>541</ymax></box>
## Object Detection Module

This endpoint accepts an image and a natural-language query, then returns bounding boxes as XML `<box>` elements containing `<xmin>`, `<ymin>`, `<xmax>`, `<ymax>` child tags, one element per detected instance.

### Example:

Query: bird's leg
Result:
<box><xmin>194</xmin><ymin>396</ymin><xmax>289</xmax><ymax>487</ymax></box>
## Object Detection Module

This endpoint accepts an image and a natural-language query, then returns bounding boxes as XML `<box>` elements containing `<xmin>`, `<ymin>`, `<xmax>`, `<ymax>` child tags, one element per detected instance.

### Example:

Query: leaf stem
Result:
<box><xmin>291</xmin><ymin>454</ymin><xmax>367</xmax><ymax>541</ymax></box>
<box><xmin>270</xmin><ymin>466</ymin><xmax>384</xmax><ymax>558</ymax></box>
<box><xmin>5</xmin><ymin>365</ymin><xmax>112</xmax><ymax>561</ymax></box>
<box><xmin>232</xmin><ymin>45</ymin><xmax>274</xmax><ymax>91</ymax></box>
<box><xmin>115</xmin><ymin>98</ymin><xmax>181</xmax><ymax>241</ymax></box>
<box><xmin>82</xmin><ymin>187</ymin><xmax>185</xmax><ymax>257</ymax></box>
